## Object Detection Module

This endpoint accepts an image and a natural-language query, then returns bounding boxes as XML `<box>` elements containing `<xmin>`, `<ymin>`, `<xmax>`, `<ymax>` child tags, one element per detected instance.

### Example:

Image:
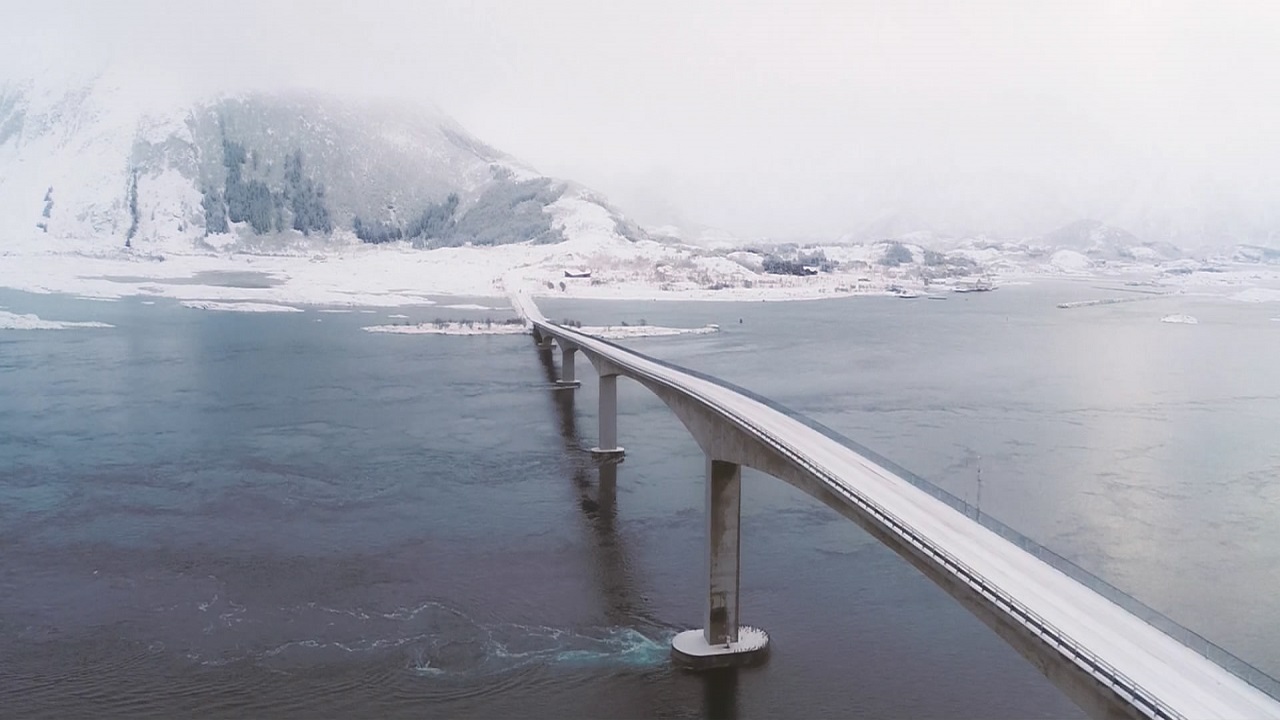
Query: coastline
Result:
<box><xmin>2</xmin><ymin>240</ymin><xmax>1279</xmax><ymax>312</ymax></box>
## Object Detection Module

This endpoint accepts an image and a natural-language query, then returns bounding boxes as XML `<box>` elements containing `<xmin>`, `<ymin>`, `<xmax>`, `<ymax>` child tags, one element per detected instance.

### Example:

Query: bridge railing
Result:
<box><xmin>548</xmin><ymin>322</ymin><xmax>1280</xmax><ymax>703</ymax></box>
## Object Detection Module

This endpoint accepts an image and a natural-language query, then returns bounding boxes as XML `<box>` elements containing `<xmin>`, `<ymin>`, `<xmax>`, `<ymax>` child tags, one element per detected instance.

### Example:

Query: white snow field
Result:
<box><xmin>513</xmin><ymin>289</ymin><xmax>1280</xmax><ymax>719</ymax></box>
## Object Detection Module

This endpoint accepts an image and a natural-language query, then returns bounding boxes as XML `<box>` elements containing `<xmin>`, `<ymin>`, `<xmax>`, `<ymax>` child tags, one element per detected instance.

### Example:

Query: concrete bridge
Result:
<box><xmin>511</xmin><ymin>290</ymin><xmax>1280</xmax><ymax>720</ymax></box>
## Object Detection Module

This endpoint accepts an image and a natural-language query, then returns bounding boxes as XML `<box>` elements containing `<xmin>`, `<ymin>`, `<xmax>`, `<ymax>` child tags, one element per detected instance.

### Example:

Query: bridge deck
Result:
<box><xmin>512</xmin><ymin>290</ymin><xmax>1280</xmax><ymax>719</ymax></box>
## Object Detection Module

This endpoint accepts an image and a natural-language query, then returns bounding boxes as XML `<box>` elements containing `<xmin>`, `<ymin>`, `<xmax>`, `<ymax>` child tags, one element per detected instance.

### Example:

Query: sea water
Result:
<box><xmin>2</xmin><ymin>281</ymin><xmax>1277</xmax><ymax>718</ymax></box>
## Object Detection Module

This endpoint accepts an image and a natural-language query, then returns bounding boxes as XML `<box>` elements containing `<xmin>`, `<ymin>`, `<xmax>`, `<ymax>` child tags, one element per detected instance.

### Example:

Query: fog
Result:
<box><xmin>4</xmin><ymin>0</ymin><xmax>1279</xmax><ymax>243</ymax></box>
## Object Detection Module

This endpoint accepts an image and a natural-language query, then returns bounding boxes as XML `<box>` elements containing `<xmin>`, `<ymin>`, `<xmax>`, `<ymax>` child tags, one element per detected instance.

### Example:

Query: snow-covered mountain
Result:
<box><xmin>0</xmin><ymin>69</ymin><xmax>647</xmax><ymax>255</ymax></box>
<box><xmin>6</xmin><ymin>70</ymin><xmax>1280</xmax><ymax>310</ymax></box>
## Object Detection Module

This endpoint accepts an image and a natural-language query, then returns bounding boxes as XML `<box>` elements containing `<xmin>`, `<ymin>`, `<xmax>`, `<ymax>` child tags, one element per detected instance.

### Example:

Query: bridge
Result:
<box><xmin>510</xmin><ymin>290</ymin><xmax>1280</xmax><ymax>720</ymax></box>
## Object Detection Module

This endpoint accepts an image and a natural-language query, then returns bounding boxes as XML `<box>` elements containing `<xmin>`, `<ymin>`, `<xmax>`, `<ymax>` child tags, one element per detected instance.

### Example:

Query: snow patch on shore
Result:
<box><xmin>0</xmin><ymin>310</ymin><xmax>114</xmax><ymax>330</ymax></box>
<box><xmin>361</xmin><ymin>321</ymin><xmax>719</xmax><ymax>339</ymax></box>
<box><xmin>577</xmin><ymin>324</ymin><xmax>720</xmax><ymax>339</ymax></box>
<box><xmin>181</xmin><ymin>301</ymin><xmax>303</xmax><ymax>313</ymax></box>
<box><xmin>1058</xmin><ymin>297</ymin><xmax>1153</xmax><ymax>309</ymax></box>
<box><xmin>363</xmin><ymin>322</ymin><xmax>528</xmax><ymax>336</ymax></box>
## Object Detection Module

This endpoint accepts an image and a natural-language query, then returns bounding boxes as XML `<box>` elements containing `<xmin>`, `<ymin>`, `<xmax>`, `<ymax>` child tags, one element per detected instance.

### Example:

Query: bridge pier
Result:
<box><xmin>555</xmin><ymin>344</ymin><xmax>581</xmax><ymax>389</ymax></box>
<box><xmin>513</xmin><ymin>293</ymin><xmax>1280</xmax><ymax>717</ymax></box>
<box><xmin>590</xmin><ymin>373</ymin><xmax>625</xmax><ymax>458</ymax></box>
<box><xmin>672</xmin><ymin>458</ymin><xmax>769</xmax><ymax>669</ymax></box>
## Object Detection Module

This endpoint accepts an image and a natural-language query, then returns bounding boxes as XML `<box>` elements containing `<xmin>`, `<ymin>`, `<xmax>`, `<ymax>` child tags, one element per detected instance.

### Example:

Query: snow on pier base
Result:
<box><xmin>671</xmin><ymin>627</ymin><xmax>770</xmax><ymax>670</ymax></box>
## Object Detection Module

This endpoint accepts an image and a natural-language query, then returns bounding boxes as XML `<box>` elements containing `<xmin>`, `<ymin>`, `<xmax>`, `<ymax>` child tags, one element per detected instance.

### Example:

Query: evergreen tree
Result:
<box><xmin>244</xmin><ymin>180</ymin><xmax>274</xmax><ymax>234</ymax></box>
<box><xmin>283</xmin><ymin>149</ymin><xmax>333</xmax><ymax>235</ymax></box>
<box><xmin>125</xmin><ymin>169</ymin><xmax>140</xmax><ymax>247</ymax></box>
<box><xmin>202</xmin><ymin>187</ymin><xmax>228</xmax><ymax>234</ymax></box>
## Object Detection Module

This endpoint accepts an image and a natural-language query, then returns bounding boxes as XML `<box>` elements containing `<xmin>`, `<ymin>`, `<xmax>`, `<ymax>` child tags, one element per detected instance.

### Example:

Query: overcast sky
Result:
<box><xmin>5</xmin><ymin>1</ymin><xmax>1280</xmax><ymax>242</ymax></box>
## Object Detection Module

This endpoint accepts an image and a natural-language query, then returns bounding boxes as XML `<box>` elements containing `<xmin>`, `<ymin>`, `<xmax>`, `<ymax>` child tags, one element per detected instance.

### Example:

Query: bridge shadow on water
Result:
<box><xmin>536</xmin><ymin>348</ymin><xmax>742</xmax><ymax>720</ymax></box>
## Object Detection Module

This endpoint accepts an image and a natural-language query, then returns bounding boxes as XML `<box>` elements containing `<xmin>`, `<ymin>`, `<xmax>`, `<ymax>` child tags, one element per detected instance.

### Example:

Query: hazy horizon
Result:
<box><xmin>4</xmin><ymin>0</ymin><xmax>1279</xmax><ymax>245</ymax></box>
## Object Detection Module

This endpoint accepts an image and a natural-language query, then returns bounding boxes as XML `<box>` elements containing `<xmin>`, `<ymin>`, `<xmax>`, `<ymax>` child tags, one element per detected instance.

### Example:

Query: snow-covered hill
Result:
<box><xmin>0</xmin><ymin>69</ymin><xmax>644</xmax><ymax>256</ymax></box>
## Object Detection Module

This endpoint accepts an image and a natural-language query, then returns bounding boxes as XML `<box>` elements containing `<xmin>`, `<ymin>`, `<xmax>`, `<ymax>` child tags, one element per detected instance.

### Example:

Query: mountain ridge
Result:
<box><xmin>0</xmin><ymin>71</ymin><xmax>648</xmax><ymax>256</ymax></box>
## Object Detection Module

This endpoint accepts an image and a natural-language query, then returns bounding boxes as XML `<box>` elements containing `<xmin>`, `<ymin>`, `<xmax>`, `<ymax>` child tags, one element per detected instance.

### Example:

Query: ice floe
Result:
<box><xmin>180</xmin><ymin>301</ymin><xmax>303</xmax><ymax>313</ymax></box>
<box><xmin>0</xmin><ymin>310</ymin><xmax>113</xmax><ymax>330</ymax></box>
<box><xmin>363</xmin><ymin>322</ymin><xmax>529</xmax><ymax>336</ymax></box>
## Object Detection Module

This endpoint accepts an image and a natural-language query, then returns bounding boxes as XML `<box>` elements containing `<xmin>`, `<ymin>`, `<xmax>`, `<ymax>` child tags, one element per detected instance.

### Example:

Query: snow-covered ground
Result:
<box><xmin>6</xmin><ymin>235</ymin><xmax>1280</xmax><ymax>312</ymax></box>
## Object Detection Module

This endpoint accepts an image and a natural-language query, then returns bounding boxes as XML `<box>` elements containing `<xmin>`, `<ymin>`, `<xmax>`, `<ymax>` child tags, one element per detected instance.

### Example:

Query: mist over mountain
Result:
<box><xmin>3</xmin><ymin>61</ymin><xmax>1278</xmax><ymax>262</ymax></box>
<box><xmin>0</xmin><ymin>69</ymin><xmax>646</xmax><ymax>254</ymax></box>
<box><xmin>815</xmin><ymin>167</ymin><xmax>1280</xmax><ymax>251</ymax></box>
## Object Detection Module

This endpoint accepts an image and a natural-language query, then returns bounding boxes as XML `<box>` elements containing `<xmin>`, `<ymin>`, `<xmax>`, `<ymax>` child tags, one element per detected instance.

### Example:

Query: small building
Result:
<box><xmin>564</xmin><ymin>269</ymin><xmax>592</xmax><ymax>279</ymax></box>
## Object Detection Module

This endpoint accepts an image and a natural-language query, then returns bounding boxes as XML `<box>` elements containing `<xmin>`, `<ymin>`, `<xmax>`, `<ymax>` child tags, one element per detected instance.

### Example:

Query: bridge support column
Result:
<box><xmin>672</xmin><ymin>459</ymin><xmax>769</xmax><ymax>669</ymax></box>
<box><xmin>555</xmin><ymin>346</ymin><xmax>580</xmax><ymax>389</ymax></box>
<box><xmin>590</xmin><ymin>374</ymin><xmax>625</xmax><ymax>458</ymax></box>
<box><xmin>533</xmin><ymin>328</ymin><xmax>554</xmax><ymax>350</ymax></box>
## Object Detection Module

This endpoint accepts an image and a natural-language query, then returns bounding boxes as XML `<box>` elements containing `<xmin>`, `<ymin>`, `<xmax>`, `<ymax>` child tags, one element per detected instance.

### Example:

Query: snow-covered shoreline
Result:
<box><xmin>3</xmin><ymin>234</ymin><xmax>1280</xmax><ymax>312</ymax></box>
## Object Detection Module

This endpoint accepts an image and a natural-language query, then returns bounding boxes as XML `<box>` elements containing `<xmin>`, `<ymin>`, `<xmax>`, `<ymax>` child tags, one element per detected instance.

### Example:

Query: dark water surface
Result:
<box><xmin>2</xmin><ymin>283</ymin><xmax>1278</xmax><ymax>718</ymax></box>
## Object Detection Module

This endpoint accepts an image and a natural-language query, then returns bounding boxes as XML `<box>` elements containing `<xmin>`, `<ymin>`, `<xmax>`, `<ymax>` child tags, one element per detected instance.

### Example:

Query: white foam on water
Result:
<box><xmin>174</xmin><ymin>596</ymin><xmax>670</xmax><ymax>677</ymax></box>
